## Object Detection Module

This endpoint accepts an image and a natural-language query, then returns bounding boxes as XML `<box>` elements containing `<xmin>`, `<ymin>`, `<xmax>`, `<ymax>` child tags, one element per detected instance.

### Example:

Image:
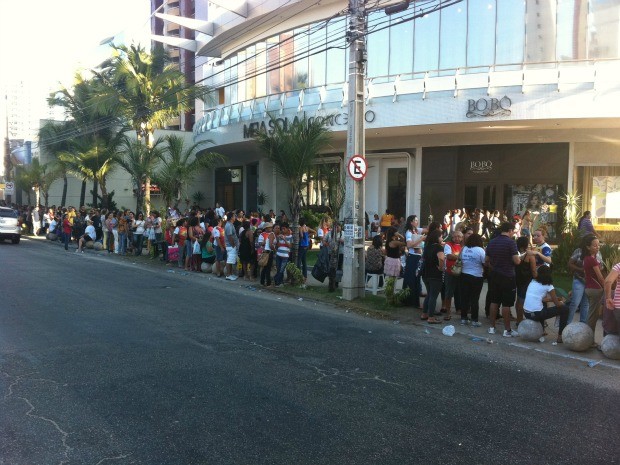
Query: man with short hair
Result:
<box><xmin>224</xmin><ymin>212</ymin><xmax>239</xmax><ymax>280</ymax></box>
<box><xmin>485</xmin><ymin>222</ymin><xmax>522</xmax><ymax>337</ymax></box>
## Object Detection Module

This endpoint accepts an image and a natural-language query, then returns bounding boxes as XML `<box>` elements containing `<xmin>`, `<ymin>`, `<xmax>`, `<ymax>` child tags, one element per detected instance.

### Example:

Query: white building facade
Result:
<box><xmin>155</xmin><ymin>0</ymin><xmax>620</xmax><ymax>236</ymax></box>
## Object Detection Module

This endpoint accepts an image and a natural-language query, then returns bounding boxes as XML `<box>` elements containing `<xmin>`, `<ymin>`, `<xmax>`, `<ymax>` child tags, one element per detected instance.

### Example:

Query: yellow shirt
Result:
<box><xmin>380</xmin><ymin>214</ymin><xmax>393</xmax><ymax>227</ymax></box>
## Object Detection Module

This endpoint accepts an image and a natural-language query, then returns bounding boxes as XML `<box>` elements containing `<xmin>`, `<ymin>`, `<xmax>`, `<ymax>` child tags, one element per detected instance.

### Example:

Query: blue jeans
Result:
<box><xmin>118</xmin><ymin>232</ymin><xmax>127</xmax><ymax>255</ymax></box>
<box><xmin>403</xmin><ymin>254</ymin><xmax>422</xmax><ymax>307</ymax></box>
<box><xmin>134</xmin><ymin>234</ymin><xmax>144</xmax><ymax>255</ymax></box>
<box><xmin>297</xmin><ymin>246</ymin><xmax>308</xmax><ymax>278</ymax></box>
<box><xmin>568</xmin><ymin>278</ymin><xmax>589</xmax><ymax>324</ymax></box>
<box><xmin>274</xmin><ymin>255</ymin><xmax>289</xmax><ymax>285</ymax></box>
<box><xmin>423</xmin><ymin>278</ymin><xmax>443</xmax><ymax>317</ymax></box>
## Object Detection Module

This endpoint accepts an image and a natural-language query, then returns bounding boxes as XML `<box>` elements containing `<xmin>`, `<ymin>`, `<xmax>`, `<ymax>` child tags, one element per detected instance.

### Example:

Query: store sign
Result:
<box><xmin>470</xmin><ymin>160</ymin><xmax>493</xmax><ymax>174</ymax></box>
<box><xmin>466</xmin><ymin>96</ymin><xmax>511</xmax><ymax>118</ymax></box>
<box><xmin>241</xmin><ymin>110</ymin><xmax>376</xmax><ymax>139</ymax></box>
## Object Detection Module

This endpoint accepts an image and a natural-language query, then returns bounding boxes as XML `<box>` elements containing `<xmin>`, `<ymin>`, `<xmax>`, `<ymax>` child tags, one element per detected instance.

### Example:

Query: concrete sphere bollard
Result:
<box><xmin>93</xmin><ymin>242</ymin><xmax>103</xmax><ymax>251</ymax></box>
<box><xmin>201</xmin><ymin>262</ymin><xmax>213</xmax><ymax>273</ymax></box>
<box><xmin>85</xmin><ymin>241</ymin><xmax>95</xmax><ymax>249</ymax></box>
<box><xmin>517</xmin><ymin>319</ymin><xmax>544</xmax><ymax>342</ymax></box>
<box><xmin>600</xmin><ymin>335</ymin><xmax>620</xmax><ymax>360</ymax></box>
<box><xmin>46</xmin><ymin>233</ymin><xmax>57</xmax><ymax>241</ymax></box>
<box><xmin>562</xmin><ymin>322</ymin><xmax>594</xmax><ymax>352</ymax></box>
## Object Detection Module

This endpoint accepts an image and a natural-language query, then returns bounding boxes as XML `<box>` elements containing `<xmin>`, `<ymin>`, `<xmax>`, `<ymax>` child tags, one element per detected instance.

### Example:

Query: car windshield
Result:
<box><xmin>0</xmin><ymin>210</ymin><xmax>17</xmax><ymax>218</ymax></box>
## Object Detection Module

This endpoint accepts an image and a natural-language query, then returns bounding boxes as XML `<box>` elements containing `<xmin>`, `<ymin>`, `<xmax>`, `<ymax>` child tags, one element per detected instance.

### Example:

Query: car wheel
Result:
<box><xmin>12</xmin><ymin>237</ymin><xmax>20</xmax><ymax>244</ymax></box>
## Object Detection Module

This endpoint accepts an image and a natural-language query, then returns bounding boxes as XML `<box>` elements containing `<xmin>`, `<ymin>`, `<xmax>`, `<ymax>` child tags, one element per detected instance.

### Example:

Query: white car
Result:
<box><xmin>0</xmin><ymin>207</ymin><xmax>21</xmax><ymax>244</ymax></box>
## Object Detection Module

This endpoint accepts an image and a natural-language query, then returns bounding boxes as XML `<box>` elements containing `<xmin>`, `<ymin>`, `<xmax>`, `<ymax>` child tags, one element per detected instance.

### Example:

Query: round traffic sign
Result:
<box><xmin>347</xmin><ymin>155</ymin><xmax>367</xmax><ymax>181</ymax></box>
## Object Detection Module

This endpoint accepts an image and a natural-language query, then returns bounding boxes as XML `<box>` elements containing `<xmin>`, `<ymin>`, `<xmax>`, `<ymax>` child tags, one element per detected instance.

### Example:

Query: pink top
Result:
<box><xmin>613</xmin><ymin>263</ymin><xmax>620</xmax><ymax>309</ymax></box>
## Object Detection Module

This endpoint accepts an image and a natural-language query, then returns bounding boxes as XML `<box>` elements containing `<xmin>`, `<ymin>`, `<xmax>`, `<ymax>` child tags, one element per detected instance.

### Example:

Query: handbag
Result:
<box><xmin>192</xmin><ymin>240</ymin><xmax>201</xmax><ymax>254</ymax></box>
<box><xmin>451</xmin><ymin>256</ymin><xmax>463</xmax><ymax>276</ymax></box>
<box><xmin>258</xmin><ymin>251</ymin><xmax>270</xmax><ymax>267</ymax></box>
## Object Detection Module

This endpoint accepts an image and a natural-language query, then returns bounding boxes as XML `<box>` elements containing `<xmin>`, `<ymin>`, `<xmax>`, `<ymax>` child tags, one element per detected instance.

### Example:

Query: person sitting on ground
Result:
<box><xmin>523</xmin><ymin>265</ymin><xmax>569</xmax><ymax>343</ymax></box>
<box><xmin>76</xmin><ymin>220</ymin><xmax>96</xmax><ymax>253</ymax></box>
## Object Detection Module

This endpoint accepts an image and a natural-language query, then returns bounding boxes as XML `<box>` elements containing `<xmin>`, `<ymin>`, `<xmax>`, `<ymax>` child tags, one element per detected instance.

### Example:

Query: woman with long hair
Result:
<box><xmin>383</xmin><ymin>226</ymin><xmax>405</xmax><ymax>279</ymax></box>
<box><xmin>582</xmin><ymin>234</ymin><xmax>605</xmax><ymax>338</ymax></box>
<box><xmin>403</xmin><ymin>215</ymin><xmax>426</xmax><ymax>308</ymax></box>
<box><xmin>421</xmin><ymin>229</ymin><xmax>445</xmax><ymax>324</ymax></box>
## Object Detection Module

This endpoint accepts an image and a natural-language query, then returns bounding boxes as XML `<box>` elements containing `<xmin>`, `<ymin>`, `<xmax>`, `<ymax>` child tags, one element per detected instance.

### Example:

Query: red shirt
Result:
<box><xmin>583</xmin><ymin>255</ymin><xmax>603</xmax><ymax>289</ymax></box>
<box><xmin>445</xmin><ymin>242</ymin><xmax>462</xmax><ymax>274</ymax></box>
<box><xmin>62</xmin><ymin>219</ymin><xmax>72</xmax><ymax>235</ymax></box>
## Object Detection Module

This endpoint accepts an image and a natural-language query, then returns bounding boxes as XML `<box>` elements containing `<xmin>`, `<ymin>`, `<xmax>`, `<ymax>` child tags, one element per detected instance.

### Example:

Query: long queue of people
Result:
<box><xmin>366</xmin><ymin>214</ymin><xmax>620</xmax><ymax>346</ymax></box>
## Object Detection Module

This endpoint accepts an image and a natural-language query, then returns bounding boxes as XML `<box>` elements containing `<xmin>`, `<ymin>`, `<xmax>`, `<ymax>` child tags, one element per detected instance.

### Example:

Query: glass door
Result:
<box><xmin>463</xmin><ymin>184</ymin><xmax>497</xmax><ymax>213</ymax></box>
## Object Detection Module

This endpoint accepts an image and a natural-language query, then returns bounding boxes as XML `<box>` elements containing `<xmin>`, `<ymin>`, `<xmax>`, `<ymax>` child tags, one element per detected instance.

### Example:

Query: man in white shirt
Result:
<box><xmin>215</xmin><ymin>202</ymin><xmax>225</xmax><ymax>219</ymax></box>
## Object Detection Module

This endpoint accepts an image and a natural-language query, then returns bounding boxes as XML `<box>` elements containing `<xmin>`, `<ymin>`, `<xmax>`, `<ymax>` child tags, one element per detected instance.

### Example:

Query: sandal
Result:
<box><xmin>427</xmin><ymin>318</ymin><xmax>441</xmax><ymax>324</ymax></box>
<box><xmin>421</xmin><ymin>314</ymin><xmax>429</xmax><ymax>321</ymax></box>
<box><xmin>443</xmin><ymin>316</ymin><xmax>452</xmax><ymax>321</ymax></box>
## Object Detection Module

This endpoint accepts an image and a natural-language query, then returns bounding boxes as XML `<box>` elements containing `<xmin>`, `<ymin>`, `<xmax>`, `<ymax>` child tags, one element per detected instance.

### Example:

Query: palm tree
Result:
<box><xmin>13</xmin><ymin>158</ymin><xmax>54</xmax><ymax>207</ymax></box>
<box><xmin>38</xmin><ymin>120</ymin><xmax>75</xmax><ymax>206</ymax></box>
<box><xmin>87</xmin><ymin>45</ymin><xmax>213</xmax><ymax>212</ymax></box>
<box><xmin>48</xmin><ymin>73</ymin><xmax>124</xmax><ymax>209</ymax></box>
<box><xmin>153</xmin><ymin>134</ymin><xmax>223</xmax><ymax>210</ymax></box>
<box><xmin>116</xmin><ymin>137</ymin><xmax>163</xmax><ymax>214</ymax></box>
<box><xmin>90</xmin><ymin>44</ymin><xmax>211</xmax><ymax>147</ymax></box>
<box><xmin>253</xmin><ymin>114</ymin><xmax>333</xmax><ymax>264</ymax></box>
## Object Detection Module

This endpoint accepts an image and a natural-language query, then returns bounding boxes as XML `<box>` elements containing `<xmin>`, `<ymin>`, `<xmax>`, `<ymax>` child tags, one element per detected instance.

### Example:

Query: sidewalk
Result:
<box><xmin>34</xmin><ymin>234</ymin><xmax>619</xmax><ymax>370</ymax></box>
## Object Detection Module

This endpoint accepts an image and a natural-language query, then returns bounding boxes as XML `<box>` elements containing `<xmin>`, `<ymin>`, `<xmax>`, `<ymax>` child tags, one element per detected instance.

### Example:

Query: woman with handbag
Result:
<box><xmin>259</xmin><ymin>223</ymin><xmax>276</xmax><ymax>287</ymax></box>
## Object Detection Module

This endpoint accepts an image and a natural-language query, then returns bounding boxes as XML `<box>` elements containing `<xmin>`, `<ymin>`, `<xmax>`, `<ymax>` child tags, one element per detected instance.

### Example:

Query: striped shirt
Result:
<box><xmin>613</xmin><ymin>263</ymin><xmax>620</xmax><ymax>309</ymax></box>
<box><xmin>276</xmin><ymin>235</ymin><xmax>292</xmax><ymax>258</ymax></box>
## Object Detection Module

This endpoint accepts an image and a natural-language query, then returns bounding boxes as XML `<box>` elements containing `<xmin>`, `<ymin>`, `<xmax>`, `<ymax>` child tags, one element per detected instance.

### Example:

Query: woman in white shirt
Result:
<box><xmin>459</xmin><ymin>233</ymin><xmax>486</xmax><ymax>326</ymax></box>
<box><xmin>133</xmin><ymin>213</ymin><xmax>146</xmax><ymax>255</ymax></box>
<box><xmin>523</xmin><ymin>265</ymin><xmax>569</xmax><ymax>343</ymax></box>
<box><xmin>76</xmin><ymin>220</ymin><xmax>96</xmax><ymax>253</ymax></box>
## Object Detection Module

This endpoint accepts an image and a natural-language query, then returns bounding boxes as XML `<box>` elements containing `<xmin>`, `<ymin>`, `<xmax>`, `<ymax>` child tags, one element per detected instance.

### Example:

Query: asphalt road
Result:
<box><xmin>1</xmin><ymin>238</ymin><xmax>619</xmax><ymax>465</ymax></box>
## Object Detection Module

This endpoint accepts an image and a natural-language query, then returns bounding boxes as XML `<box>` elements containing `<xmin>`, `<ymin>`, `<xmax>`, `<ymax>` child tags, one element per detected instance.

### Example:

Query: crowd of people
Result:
<box><xmin>3</xmin><ymin>200</ymin><xmax>619</xmax><ymax>347</ymax></box>
<box><xmin>365</xmin><ymin>210</ymin><xmax>620</xmax><ymax>347</ymax></box>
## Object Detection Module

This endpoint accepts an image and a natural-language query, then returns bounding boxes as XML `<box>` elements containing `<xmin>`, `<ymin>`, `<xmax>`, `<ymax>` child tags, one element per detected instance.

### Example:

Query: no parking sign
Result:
<box><xmin>347</xmin><ymin>155</ymin><xmax>367</xmax><ymax>181</ymax></box>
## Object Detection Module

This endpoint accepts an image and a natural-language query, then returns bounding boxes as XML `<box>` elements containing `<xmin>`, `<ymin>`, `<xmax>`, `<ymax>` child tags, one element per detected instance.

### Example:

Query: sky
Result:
<box><xmin>1</xmin><ymin>0</ymin><xmax>151</xmax><ymax>95</ymax></box>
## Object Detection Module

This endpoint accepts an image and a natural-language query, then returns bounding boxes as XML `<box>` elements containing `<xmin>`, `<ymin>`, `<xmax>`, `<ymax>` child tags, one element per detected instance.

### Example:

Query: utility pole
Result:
<box><xmin>342</xmin><ymin>0</ymin><xmax>367</xmax><ymax>301</ymax></box>
<box><xmin>3</xmin><ymin>93</ymin><xmax>13</xmax><ymax>204</ymax></box>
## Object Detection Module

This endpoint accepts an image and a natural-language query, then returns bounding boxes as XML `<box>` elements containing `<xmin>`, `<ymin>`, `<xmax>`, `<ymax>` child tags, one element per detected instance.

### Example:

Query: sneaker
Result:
<box><xmin>226</xmin><ymin>275</ymin><xmax>238</xmax><ymax>281</ymax></box>
<box><xmin>471</xmin><ymin>321</ymin><xmax>481</xmax><ymax>328</ymax></box>
<box><xmin>488</xmin><ymin>327</ymin><xmax>496</xmax><ymax>335</ymax></box>
<box><xmin>503</xmin><ymin>330</ymin><xmax>519</xmax><ymax>337</ymax></box>
<box><xmin>460</xmin><ymin>319</ymin><xmax>468</xmax><ymax>326</ymax></box>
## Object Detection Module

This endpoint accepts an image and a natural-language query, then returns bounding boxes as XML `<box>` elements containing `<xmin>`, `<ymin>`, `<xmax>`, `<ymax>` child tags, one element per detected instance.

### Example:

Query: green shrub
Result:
<box><xmin>551</xmin><ymin>227</ymin><xmax>581</xmax><ymax>274</ymax></box>
<box><xmin>385</xmin><ymin>277</ymin><xmax>410</xmax><ymax>306</ymax></box>
<box><xmin>286</xmin><ymin>262</ymin><xmax>304</xmax><ymax>286</ymax></box>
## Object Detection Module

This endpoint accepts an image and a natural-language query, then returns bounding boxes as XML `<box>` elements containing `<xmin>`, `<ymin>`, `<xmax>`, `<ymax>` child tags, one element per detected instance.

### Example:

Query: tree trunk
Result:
<box><xmin>100</xmin><ymin>178</ymin><xmax>109</xmax><ymax>209</ymax></box>
<box><xmin>92</xmin><ymin>179</ymin><xmax>99</xmax><ymax>207</ymax></box>
<box><xmin>35</xmin><ymin>188</ymin><xmax>40</xmax><ymax>208</ymax></box>
<box><xmin>61</xmin><ymin>175</ymin><xmax>68</xmax><ymax>207</ymax></box>
<box><xmin>144</xmin><ymin>177</ymin><xmax>151</xmax><ymax>216</ymax></box>
<box><xmin>79</xmin><ymin>180</ymin><xmax>86</xmax><ymax>208</ymax></box>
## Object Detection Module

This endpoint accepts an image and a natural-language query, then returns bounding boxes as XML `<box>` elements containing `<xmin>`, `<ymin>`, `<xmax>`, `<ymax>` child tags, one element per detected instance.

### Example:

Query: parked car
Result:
<box><xmin>0</xmin><ymin>207</ymin><xmax>20</xmax><ymax>244</ymax></box>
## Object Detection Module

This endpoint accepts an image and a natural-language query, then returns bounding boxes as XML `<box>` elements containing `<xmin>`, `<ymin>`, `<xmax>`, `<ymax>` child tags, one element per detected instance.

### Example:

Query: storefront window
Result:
<box><xmin>576</xmin><ymin>166</ymin><xmax>620</xmax><ymax>223</ymax></box>
<box><xmin>557</xmin><ymin>0</ymin><xmax>587</xmax><ymax>60</ymax></box>
<box><xmin>505</xmin><ymin>184</ymin><xmax>562</xmax><ymax>240</ymax></box>
<box><xmin>439</xmin><ymin>2</ymin><xmax>466</xmax><ymax>71</ymax></box>
<box><xmin>237</xmin><ymin>50</ymin><xmax>246</xmax><ymax>102</ymax></box>
<box><xmin>589</xmin><ymin>0</ymin><xmax>620</xmax><ymax>59</ymax></box>
<box><xmin>467</xmin><ymin>0</ymin><xmax>496</xmax><ymax>68</ymax></box>
<box><xmin>414</xmin><ymin>12</ymin><xmax>439</xmax><ymax>73</ymax></box>
<box><xmin>496</xmin><ymin>0</ymin><xmax>525</xmax><ymax>66</ymax></box>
